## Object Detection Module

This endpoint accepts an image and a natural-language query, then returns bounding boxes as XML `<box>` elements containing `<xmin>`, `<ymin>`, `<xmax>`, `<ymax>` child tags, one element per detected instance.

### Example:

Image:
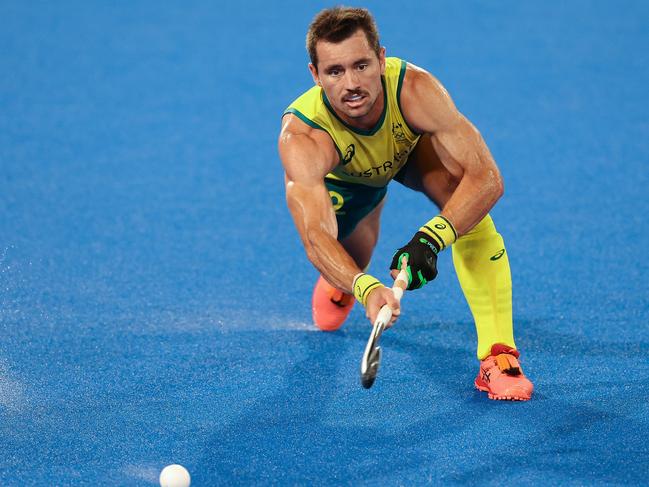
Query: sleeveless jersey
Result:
<box><xmin>283</xmin><ymin>57</ymin><xmax>421</xmax><ymax>188</ymax></box>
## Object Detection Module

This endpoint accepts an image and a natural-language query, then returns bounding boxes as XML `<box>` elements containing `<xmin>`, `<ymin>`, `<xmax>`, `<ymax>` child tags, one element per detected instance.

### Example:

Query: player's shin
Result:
<box><xmin>451</xmin><ymin>214</ymin><xmax>516</xmax><ymax>359</ymax></box>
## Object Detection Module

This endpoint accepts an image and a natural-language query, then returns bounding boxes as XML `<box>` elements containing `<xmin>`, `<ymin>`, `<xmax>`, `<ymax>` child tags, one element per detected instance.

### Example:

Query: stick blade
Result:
<box><xmin>360</xmin><ymin>346</ymin><xmax>382</xmax><ymax>389</ymax></box>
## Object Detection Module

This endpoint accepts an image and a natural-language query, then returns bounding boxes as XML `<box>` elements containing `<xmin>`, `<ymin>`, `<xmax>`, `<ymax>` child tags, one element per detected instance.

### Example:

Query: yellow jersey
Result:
<box><xmin>284</xmin><ymin>57</ymin><xmax>421</xmax><ymax>188</ymax></box>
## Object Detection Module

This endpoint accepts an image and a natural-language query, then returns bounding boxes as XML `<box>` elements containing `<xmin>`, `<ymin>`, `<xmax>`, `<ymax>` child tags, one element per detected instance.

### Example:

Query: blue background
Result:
<box><xmin>1</xmin><ymin>1</ymin><xmax>648</xmax><ymax>485</ymax></box>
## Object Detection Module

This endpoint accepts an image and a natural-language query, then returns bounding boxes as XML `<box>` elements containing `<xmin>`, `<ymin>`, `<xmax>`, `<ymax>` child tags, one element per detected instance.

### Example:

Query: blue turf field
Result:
<box><xmin>1</xmin><ymin>1</ymin><xmax>648</xmax><ymax>485</ymax></box>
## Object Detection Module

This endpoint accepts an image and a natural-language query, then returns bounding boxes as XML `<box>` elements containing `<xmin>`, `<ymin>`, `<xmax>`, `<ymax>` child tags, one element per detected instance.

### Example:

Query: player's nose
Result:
<box><xmin>343</xmin><ymin>70</ymin><xmax>361</xmax><ymax>90</ymax></box>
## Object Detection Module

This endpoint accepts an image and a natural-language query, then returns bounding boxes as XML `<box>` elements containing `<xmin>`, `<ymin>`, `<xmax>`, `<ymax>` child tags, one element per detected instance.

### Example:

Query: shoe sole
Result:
<box><xmin>474</xmin><ymin>381</ymin><xmax>531</xmax><ymax>401</ymax></box>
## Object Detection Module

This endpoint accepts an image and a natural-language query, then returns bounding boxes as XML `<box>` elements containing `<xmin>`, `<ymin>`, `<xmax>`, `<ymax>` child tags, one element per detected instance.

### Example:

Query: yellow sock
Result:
<box><xmin>451</xmin><ymin>214</ymin><xmax>516</xmax><ymax>359</ymax></box>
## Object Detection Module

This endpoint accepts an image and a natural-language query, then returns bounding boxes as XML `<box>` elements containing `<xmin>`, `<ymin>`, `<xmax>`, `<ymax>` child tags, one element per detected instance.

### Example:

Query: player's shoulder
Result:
<box><xmin>399</xmin><ymin>61</ymin><xmax>459</xmax><ymax>133</ymax></box>
<box><xmin>280</xmin><ymin>110</ymin><xmax>319</xmax><ymax>139</ymax></box>
<box><xmin>278</xmin><ymin>112</ymin><xmax>339</xmax><ymax>180</ymax></box>
<box><xmin>401</xmin><ymin>62</ymin><xmax>449</xmax><ymax>100</ymax></box>
<box><xmin>384</xmin><ymin>56</ymin><xmax>404</xmax><ymax>73</ymax></box>
<box><xmin>280</xmin><ymin>82</ymin><xmax>336</xmax><ymax>148</ymax></box>
<box><xmin>283</xmin><ymin>84</ymin><xmax>325</xmax><ymax>123</ymax></box>
<box><xmin>279</xmin><ymin>111</ymin><xmax>338</xmax><ymax>167</ymax></box>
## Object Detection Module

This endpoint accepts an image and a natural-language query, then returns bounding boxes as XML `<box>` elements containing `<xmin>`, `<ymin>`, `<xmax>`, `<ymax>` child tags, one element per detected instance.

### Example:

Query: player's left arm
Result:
<box><xmin>390</xmin><ymin>63</ymin><xmax>504</xmax><ymax>289</ymax></box>
<box><xmin>401</xmin><ymin>63</ymin><xmax>504</xmax><ymax>234</ymax></box>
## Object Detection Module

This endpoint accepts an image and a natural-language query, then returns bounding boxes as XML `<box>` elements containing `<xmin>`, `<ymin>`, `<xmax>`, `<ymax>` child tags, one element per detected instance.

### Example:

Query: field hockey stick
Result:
<box><xmin>360</xmin><ymin>257</ymin><xmax>409</xmax><ymax>389</ymax></box>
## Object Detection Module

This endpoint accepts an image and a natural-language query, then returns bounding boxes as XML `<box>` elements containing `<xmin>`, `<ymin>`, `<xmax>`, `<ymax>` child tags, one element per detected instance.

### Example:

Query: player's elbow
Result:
<box><xmin>303</xmin><ymin>228</ymin><xmax>323</xmax><ymax>262</ymax></box>
<box><xmin>481</xmin><ymin>163</ymin><xmax>504</xmax><ymax>202</ymax></box>
<box><xmin>304</xmin><ymin>226</ymin><xmax>336</xmax><ymax>262</ymax></box>
<box><xmin>492</xmin><ymin>170</ymin><xmax>504</xmax><ymax>200</ymax></box>
<box><xmin>303</xmin><ymin>232</ymin><xmax>327</xmax><ymax>269</ymax></box>
<box><xmin>303</xmin><ymin>232</ymin><xmax>318</xmax><ymax>264</ymax></box>
<box><xmin>305</xmin><ymin>226</ymin><xmax>328</xmax><ymax>250</ymax></box>
<box><xmin>304</xmin><ymin>244</ymin><xmax>318</xmax><ymax>266</ymax></box>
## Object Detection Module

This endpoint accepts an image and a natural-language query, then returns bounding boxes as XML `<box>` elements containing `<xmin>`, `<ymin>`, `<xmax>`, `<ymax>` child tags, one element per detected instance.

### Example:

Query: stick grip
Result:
<box><xmin>373</xmin><ymin>259</ymin><xmax>409</xmax><ymax>328</ymax></box>
<box><xmin>374</xmin><ymin>304</ymin><xmax>393</xmax><ymax>329</ymax></box>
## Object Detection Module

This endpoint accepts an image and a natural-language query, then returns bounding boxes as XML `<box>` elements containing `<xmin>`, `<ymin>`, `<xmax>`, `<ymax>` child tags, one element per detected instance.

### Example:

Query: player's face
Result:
<box><xmin>310</xmin><ymin>29</ymin><xmax>386</xmax><ymax>128</ymax></box>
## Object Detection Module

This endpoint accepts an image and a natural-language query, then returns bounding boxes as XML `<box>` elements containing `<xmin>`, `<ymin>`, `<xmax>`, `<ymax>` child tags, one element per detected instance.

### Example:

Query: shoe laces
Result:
<box><xmin>488</xmin><ymin>344</ymin><xmax>522</xmax><ymax>376</ymax></box>
<box><xmin>495</xmin><ymin>354</ymin><xmax>522</xmax><ymax>376</ymax></box>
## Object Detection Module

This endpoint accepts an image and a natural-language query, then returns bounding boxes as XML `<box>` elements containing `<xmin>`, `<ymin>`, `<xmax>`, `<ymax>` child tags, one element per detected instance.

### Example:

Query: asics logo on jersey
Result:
<box><xmin>342</xmin><ymin>144</ymin><xmax>355</xmax><ymax>165</ymax></box>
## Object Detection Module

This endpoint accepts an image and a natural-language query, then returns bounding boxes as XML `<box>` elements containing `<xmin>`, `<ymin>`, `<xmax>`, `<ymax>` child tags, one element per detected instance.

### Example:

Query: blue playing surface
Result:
<box><xmin>1</xmin><ymin>1</ymin><xmax>648</xmax><ymax>485</ymax></box>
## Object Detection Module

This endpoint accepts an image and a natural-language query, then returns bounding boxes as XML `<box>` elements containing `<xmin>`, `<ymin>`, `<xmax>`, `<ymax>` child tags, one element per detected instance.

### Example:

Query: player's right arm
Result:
<box><xmin>278</xmin><ymin>114</ymin><xmax>399</xmax><ymax>324</ymax></box>
<box><xmin>278</xmin><ymin>114</ymin><xmax>356</xmax><ymax>291</ymax></box>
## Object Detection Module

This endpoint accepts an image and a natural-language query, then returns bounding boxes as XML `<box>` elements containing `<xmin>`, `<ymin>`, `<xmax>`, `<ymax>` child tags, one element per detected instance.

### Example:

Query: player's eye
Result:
<box><xmin>357</xmin><ymin>64</ymin><xmax>368</xmax><ymax>71</ymax></box>
<box><xmin>328</xmin><ymin>69</ymin><xmax>342</xmax><ymax>77</ymax></box>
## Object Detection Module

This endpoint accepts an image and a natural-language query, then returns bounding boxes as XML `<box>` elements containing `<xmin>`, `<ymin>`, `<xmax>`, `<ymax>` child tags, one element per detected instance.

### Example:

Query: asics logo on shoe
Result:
<box><xmin>482</xmin><ymin>370</ymin><xmax>491</xmax><ymax>383</ymax></box>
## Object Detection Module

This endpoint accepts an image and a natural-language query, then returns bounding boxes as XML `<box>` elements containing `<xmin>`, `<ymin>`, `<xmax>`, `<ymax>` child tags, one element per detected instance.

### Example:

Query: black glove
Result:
<box><xmin>390</xmin><ymin>231</ymin><xmax>441</xmax><ymax>290</ymax></box>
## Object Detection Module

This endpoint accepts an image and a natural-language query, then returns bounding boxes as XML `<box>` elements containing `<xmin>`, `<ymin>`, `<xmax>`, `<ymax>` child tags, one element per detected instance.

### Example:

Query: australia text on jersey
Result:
<box><xmin>342</xmin><ymin>145</ymin><xmax>414</xmax><ymax>179</ymax></box>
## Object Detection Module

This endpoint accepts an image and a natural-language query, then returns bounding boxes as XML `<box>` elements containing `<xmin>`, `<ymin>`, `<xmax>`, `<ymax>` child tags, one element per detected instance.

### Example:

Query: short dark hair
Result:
<box><xmin>306</xmin><ymin>6</ymin><xmax>381</xmax><ymax>69</ymax></box>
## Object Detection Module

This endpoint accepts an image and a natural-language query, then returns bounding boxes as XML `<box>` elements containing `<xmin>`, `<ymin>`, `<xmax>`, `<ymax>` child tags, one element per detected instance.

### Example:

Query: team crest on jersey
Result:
<box><xmin>342</xmin><ymin>144</ymin><xmax>355</xmax><ymax>165</ymax></box>
<box><xmin>392</xmin><ymin>122</ymin><xmax>406</xmax><ymax>142</ymax></box>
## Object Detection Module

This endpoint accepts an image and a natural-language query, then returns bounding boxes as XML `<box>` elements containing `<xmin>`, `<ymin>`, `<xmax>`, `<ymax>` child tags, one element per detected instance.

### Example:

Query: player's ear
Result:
<box><xmin>379</xmin><ymin>47</ymin><xmax>386</xmax><ymax>75</ymax></box>
<box><xmin>309</xmin><ymin>63</ymin><xmax>321</xmax><ymax>86</ymax></box>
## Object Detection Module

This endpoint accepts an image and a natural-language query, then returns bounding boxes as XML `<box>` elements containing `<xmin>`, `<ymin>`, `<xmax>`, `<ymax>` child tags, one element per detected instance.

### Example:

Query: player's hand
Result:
<box><xmin>390</xmin><ymin>231</ymin><xmax>440</xmax><ymax>290</ymax></box>
<box><xmin>365</xmin><ymin>286</ymin><xmax>401</xmax><ymax>328</ymax></box>
<box><xmin>352</xmin><ymin>273</ymin><xmax>400</xmax><ymax>327</ymax></box>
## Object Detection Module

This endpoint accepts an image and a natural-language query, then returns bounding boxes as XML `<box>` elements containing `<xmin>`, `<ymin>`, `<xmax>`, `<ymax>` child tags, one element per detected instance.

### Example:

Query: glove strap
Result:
<box><xmin>419</xmin><ymin>215</ymin><xmax>458</xmax><ymax>251</ymax></box>
<box><xmin>352</xmin><ymin>273</ymin><xmax>382</xmax><ymax>306</ymax></box>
